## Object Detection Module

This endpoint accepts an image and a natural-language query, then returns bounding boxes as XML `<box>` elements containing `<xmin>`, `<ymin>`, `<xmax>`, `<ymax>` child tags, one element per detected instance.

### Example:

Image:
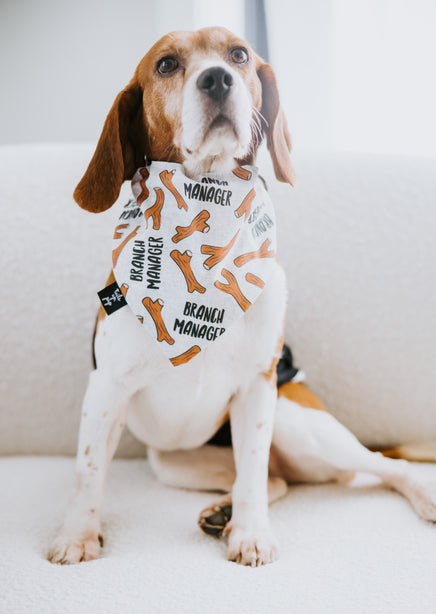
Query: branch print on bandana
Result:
<box><xmin>112</xmin><ymin>161</ymin><xmax>277</xmax><ymax>365</ymax></box>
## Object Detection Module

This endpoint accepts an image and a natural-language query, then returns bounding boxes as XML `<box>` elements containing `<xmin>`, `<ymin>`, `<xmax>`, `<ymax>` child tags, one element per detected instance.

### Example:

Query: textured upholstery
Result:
<box><xmin>1</xmin><ymin>143</ymin><xmax>435</xmax><ymax>455</ymax></box>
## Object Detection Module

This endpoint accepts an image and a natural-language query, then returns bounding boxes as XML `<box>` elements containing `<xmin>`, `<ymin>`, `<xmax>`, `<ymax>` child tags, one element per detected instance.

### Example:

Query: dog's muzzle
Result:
<box><xmin>197</xmin><ymin>67</ymin><xmax>234</xmax><ymax>105</ymax></box>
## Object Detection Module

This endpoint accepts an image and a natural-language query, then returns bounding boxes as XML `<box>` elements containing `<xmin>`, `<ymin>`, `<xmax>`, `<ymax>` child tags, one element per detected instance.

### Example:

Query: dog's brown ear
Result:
<box><xmin>257</xmin><ymin>63</ymin><xmax>296</xmax><ymax>186</ymax></box>
<box><xmin>74</xmin><ymin>80</ymin><xmax>144</xmax><ymax>212</ymax></box>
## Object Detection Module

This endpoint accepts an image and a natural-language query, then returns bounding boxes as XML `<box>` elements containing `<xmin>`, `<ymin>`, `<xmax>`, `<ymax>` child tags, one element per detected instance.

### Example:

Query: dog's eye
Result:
<box><xmin>230</xmin><ymin>47</ymin><xmax>249</xmax><ymax>65</ymax></box>
<box><xmin>157</xmin><ymin>57</ymin><xmax>179</xmax><ymax>75</ymax></box>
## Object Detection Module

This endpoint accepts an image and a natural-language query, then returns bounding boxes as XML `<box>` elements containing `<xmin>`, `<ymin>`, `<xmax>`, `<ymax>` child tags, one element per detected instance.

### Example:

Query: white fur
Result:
<box><xmin>48</xmin><ymin>48</ymin><xmax>284</xmax><ymax>566</ymax></box>
<box><xmin>48</xmin><ymin>263</ymin><xmax>287</xmax><ymax>566</ymax></box>
<box><xmin>181</xmin><ymin>59</ymin><xmax>253</xmax><ymax>178</ymax></box>
<box><xmin>48</xmin><ymin>41</ymin><xmax>436</xmax><ymax>568</ymax></box>
<box><xmin>149</xmin><ymin>399</ymin><xmax>436</xmax><ymax>525</ymax></box>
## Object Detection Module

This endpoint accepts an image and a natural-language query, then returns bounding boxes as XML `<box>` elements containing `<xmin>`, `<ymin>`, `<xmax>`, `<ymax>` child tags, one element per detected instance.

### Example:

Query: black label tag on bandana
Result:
<box><xmin>98</xmin><ymin>281</ymin><xmax>127</xmax><ymax>315</ymax></box>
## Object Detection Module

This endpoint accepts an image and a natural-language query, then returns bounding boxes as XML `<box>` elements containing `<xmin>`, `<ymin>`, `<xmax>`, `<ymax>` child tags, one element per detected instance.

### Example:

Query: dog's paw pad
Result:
<box><xmin>198</xmin><ymin>503</ymin><xmax>232</xmax><ymax>537</ymax></box>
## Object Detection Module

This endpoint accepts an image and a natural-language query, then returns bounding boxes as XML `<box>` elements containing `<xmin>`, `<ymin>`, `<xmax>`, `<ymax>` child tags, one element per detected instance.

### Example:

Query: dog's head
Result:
<box><xmin>74</xmin><ymin>27</ymin><xmax>295</xmax><ymax>213</ymax></box>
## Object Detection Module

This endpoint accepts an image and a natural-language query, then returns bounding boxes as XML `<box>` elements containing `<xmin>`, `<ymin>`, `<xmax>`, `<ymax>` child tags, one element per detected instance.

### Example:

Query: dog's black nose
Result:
<box><xmin>197</xmin><ymin>67</ymin><xmax>233</xmax><ymax>103</ymax></box>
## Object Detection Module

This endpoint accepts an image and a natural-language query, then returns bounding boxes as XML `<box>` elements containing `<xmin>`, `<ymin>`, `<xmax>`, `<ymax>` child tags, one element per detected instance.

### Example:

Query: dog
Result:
<box><xmin>48</xmin><ymin>27</ymin><xmax>436</xmax><ymax>567</ymax></box>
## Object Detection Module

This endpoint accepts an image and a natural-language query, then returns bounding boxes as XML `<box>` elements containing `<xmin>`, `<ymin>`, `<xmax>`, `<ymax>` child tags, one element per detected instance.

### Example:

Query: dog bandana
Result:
<box><xmin>107</xmin><ymin>161</ymin><xmax>277</xmax><ymax>366</ymax></box>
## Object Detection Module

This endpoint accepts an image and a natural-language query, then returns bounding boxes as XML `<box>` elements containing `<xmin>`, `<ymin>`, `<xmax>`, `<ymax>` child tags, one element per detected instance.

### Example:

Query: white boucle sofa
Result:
<box><xmin>1</xmin><ymin>143</ymin><xmax>435</xmax><ymax>613</ymax></box>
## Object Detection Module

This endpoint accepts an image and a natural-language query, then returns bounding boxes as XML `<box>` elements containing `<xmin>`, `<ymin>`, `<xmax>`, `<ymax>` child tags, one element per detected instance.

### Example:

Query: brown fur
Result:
<box><xmin>262</xmin><ymin>334</ymin><xmax>284</xmax><ymax>387</ymax></box>
<box><xmin>278</xmin><ymin>381</ymin><xmax>327</xmax><ymax>411</ymax></box>
<box><xmin>73</xmin><ymin>27</ymin><xmax>294</xmax><ymax>214</ymax></box>
<box><xmin>375</xmin><ymin>442</ymin><xmax>436</xmax><ymax>462</ymax></box>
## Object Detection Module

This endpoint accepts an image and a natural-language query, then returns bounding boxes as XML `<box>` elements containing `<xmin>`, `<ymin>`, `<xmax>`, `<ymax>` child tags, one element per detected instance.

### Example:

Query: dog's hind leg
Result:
<box><xmin>148</xmin><ymin>446</ymin><xmax>287</xmax><ymax>537</ymax></box>
<box><xmin>148</xmin><ymin>445</ymin><xmax>236</xmax><ymax>492</ymax></box>
<box><xmin>272</xmin><ymin>397</ymin><xmax>436</xmax><ymax>521</ymax></box>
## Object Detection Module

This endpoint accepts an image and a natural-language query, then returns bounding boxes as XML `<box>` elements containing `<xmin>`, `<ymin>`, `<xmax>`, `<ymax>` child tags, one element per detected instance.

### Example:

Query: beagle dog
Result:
<box><xmin>48</xmin><ymin>27</ymin><xmax>436</xmax><ymax>567</ymax></box>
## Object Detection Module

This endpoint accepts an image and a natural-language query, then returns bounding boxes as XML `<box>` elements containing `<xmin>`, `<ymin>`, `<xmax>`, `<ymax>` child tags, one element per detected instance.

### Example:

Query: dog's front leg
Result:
<box><xmin>47</xmin><ymin>368</ymin><xmax>131</xmax><ymax>564</ymax></box>
<box><xmin>226</xmin><ymin>374</ymin><xmax>278</xmax><ymax>566</ymax></box>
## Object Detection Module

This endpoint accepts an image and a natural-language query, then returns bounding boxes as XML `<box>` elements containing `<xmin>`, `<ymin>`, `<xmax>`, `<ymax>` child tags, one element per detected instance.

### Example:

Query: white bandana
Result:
<box><xmin>112</xmin><ymin>161</ymin><xmax>277</xmax><ymax>366</ymax></box>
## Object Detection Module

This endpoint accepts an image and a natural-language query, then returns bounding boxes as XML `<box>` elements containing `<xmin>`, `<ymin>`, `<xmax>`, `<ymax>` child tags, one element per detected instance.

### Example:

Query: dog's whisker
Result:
<box><xmin>250</xmin><ymin>114</ymin><xmax>262</xmax><ymax>137</ymax></box>
<box><xmin>252</xmin><ymin>107</ymin><xmax>269</xmax><ymax>129</ymax></box>
<box><xmin>249</xmin><ymin>116</ymin><xmax>264</xmax><ymax>151</ymax></box>
<box><xmin>251</xmin><ymin>113</ymin><xmax>262</xmax><ymax>133</ymax></box>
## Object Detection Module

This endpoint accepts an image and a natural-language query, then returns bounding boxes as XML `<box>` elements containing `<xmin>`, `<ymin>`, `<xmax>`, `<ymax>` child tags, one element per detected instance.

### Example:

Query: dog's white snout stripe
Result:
<box><xmin>181</xmin><ymin>59</ymin><xmax>253</xmax><ymax>159</ymax></box>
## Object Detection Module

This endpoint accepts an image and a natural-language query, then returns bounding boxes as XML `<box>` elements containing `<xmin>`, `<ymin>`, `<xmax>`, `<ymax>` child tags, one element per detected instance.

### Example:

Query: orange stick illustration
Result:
<box><xmin>170</xmin><ymin>250</ymin><xmax>206</xmax><ymax>294</ymax></box>
<box><xmin>232</xmin><ymin>167</ymin><xmax>252</xmax><ymax>181</ymax></box>
<box><xmin>112</xmin><ymin>225</ymin><xmax>140</xmax><ymax>268</ymax></box>
<box><xmin>113</xmin><ymin>224</ymin><xmax>128</xmax><ymax>239</ymax></box>
<box><xmin>170</xmin><ymin>345</ymin><xmax>201</xmax><ymax>366</ymax></box>
<box><xmin>234</xmin><ymin>188</ymin><xmax>256</xmax><ymax>221</ymax></box>
<box><xmin>200</xmin><ymin>230</ymin><xmax>240</xmax><ymax>270</ymax></box>
<box><xmin>214</xmin><ymin>269</ymin><xmax>251</xmax><ymax>312</ymax></box>
<box><xmin>137</xmin><ymin>167</ymin><xmax>150</xmax><ymax>206</ymax></box>
<box><xmin>144</xmin><ymin>188</ymin><xmax>164</xmax><ymax>230</ymax></box>
<box><xmin>233</xmin><ymin>239</ymin><xmax>275</xmax><ymax>268</ymax></box>
<box><xmin>120</xmin><ymin>283</ymin><xmax>129</xmax><ymax>297</ymax></box>
<box><xmin>142</xmin><ymin>297</ymin><xmax>175</xmax><ymax>345</ymax></box>
<box><xmin>172</xmin><ymin>210</ymin><xmax>210</xmax><ymax>243</ymax></box>
<box><xmin>245</xmin><ymin>272</ymin><xmax>265</xmax><ymax>288</ymax></box>
<box><xmin>137</xmin><ymin>315</ymin><xmax>144</xmax><ymax>323</ymax></box>
<box><xmin>159</xmin><ymin>169</ymin><xmax>188</xmax><ymax>211</ymax></box>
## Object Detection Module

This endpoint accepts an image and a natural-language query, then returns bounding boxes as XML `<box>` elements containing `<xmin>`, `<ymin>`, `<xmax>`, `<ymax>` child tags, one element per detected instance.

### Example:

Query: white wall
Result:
<box><xmin>1</xmin><ymin>0</ymin><xmax>435</xmax><ymax>156</ymax></box>
<box><xmin>266</xmin><ymin>0</ymin><xmax>436</xmax><ymax>156</ymax></box>
<box><xmin>0</xmin><ymin>0</ymin><xmax>244</xmax><ymax>145</ymax></box>
<box><xmin>266</xmin><ymin>0</ymin><xmax>335</xmax><ymax>152</ymax></box>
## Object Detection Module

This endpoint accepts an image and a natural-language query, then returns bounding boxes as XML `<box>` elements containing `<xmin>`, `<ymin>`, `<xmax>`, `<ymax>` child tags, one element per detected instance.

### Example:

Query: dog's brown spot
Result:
<box><xmin>278</xmin><ymin>381</ymin><xmax>327</xmax><ymax>411</ymax></box>
<box><xmin>84</xmin><ymin>446</ymin><xmax>90</xmax><ymax>455</ymax></box>
<box><xmin>262</xmin><ymin>333</ymin><xmax>284</xmax><ymax>387</ymax></box>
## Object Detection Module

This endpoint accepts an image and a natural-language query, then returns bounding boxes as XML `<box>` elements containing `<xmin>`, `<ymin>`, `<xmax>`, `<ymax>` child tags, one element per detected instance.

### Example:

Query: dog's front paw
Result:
<box><xmin>47</xmin><ymin>532</ymin><xmax>103</xmax><ymax>565</ymax></box>
<box><xmin>226</xmin><ymin>525</ymin><xmax>278</xmax><ymax>567</ymax></box>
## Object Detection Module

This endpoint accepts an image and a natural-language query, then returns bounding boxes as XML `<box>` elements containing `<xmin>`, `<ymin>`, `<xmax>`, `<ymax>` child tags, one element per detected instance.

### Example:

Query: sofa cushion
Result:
<box><xmin>1</xmin><ymin>143</ymin><xmax>435</xmax><ymax>455</ymax></box>
<box><xmin>1</xmin><ymin>456</ymin><xmax>435</xmax><ymax>613</ymax></box>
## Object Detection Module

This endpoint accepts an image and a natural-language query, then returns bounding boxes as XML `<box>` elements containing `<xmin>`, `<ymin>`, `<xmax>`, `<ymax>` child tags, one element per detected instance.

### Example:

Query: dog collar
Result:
<box><xmin>108</xmin><ymin>161</ymin><xmax>277</xmax><ymax>366</ymax></box>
